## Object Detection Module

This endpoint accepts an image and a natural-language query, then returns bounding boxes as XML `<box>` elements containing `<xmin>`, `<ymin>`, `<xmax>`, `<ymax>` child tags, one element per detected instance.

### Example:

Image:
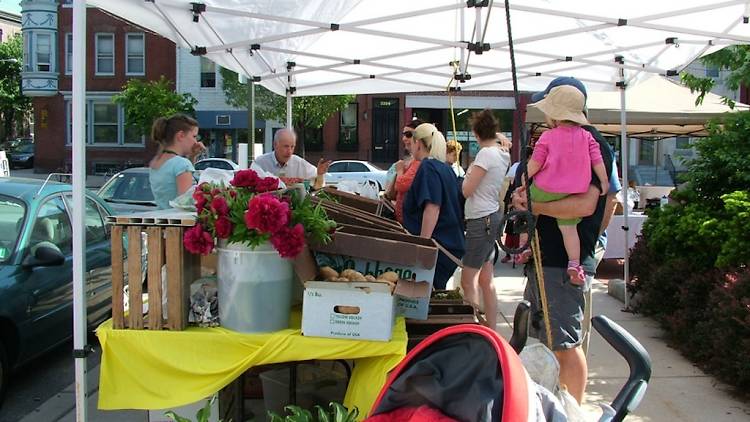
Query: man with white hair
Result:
<box><xmin>252</xmin><ymin>128</ymin><xmax>331</xmax><ymax>187</ymax></box>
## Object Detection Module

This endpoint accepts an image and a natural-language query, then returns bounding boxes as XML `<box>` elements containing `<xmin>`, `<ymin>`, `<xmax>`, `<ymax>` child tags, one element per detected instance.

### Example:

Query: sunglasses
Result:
<box><xmin>402</xmin><ymin>131</ymin><xmax>413</xmax><ymax>138</ymax></box>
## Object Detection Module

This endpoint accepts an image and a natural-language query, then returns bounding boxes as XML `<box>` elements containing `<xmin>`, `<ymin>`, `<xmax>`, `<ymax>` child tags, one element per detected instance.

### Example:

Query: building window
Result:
<box><xmin>93</xmin><ymin>103</ymin><xmax>118</xmax><ymax>144</ymax></box>
<box><xmin>95</xmin><ymin>33</ymin><xmax>114</xmax><ymax>75</ymax></box>
<box><xmin>200</xmin><ymin>57</ymin><xmax>216</xmax><ymax>88</ymax></box>
<box><xmin>65</xmin><ymin>33</ymin><xmax>72</xmax><ymax>74</ymax></box>
<box><xmin>705</xmin><ymin>66</ymin><xmax>719</xmax><ymax>78</ymax></box>
<box><xmin>338</xmin><ymin>103</ymin><xmax>358</xmax><ymax>151</ymax></box>
<box><xmin>35</xmin><ymin>33</ymin><xmax>51</xmax><ymax>72</ymax></box>
<box><xmin>675</xmin><ymin>136</ymin><xmax>692</xmax><ymax>149</ymax></box>
<box><xmin>65</xmin><ymin>99</ymin><xmax>144</xmax><ymax>146</ymax></box>
<box><xmin>125</xmin><ymin>33</ymin><xmax>144</xmax><ymax>75</ymax></box>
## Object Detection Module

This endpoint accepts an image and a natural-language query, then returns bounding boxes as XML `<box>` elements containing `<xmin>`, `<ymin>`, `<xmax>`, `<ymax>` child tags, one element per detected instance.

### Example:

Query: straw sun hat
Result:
<box><xmin>529</xmin><ymin>84</ymin><xmax>589</xmax><ymax>126</ymax></box>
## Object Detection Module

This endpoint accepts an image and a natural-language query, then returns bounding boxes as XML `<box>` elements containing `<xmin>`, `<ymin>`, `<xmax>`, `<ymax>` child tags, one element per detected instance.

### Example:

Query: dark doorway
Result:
<box><xmin>372</xmin><ymin>98</ymin><xmax>399</xmax><ymax>163</ymax></box>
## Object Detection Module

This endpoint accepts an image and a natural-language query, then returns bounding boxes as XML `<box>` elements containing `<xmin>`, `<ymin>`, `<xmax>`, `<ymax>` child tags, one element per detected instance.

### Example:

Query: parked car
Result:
<box><xmin>0</xmin><ymin>138</ymin><xmax>32</xmax><ymax>153</ymax></box>
<box><xmin>8</xmin><ymin>143</ymin><xmax>34</xmax><ymax>169</ymax></box>
<box><xmin>0</xmin><ymin>177</ymin><xmax>115</xmax><ymax>402</ymax></box>
<box><xmin>325</xmin><ymin>160</ymin><xmax>388</xmax><ymax>190</ymax></box>
<box><xmin>97</xmin><ymin>167</ymin><xmax>157</xmax><ymax>214</ymax></box>
<box><xmin>194</xmin><ymin>158</ymin><xmax>240</xmax><ymax>172</ymax></box>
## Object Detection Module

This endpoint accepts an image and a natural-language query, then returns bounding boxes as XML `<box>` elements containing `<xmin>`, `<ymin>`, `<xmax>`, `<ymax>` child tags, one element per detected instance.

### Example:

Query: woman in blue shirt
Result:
<box><xmin>403</xmin><ymin>123</ymin><xmax>465</xmax><ymax>290</ymax></box>
<box><xmin>148</xmin><ymin>114</ymin><xmax>205</xmax><ymax>209</ymax></box>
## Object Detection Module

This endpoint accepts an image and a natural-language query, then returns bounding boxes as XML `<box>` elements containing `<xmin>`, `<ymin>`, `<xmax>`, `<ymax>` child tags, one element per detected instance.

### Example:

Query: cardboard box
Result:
<box><xmin>309</xmin><ymin>226</ymin><xmax>438</xmax><ymax>320</ymax></box>
<box><xmin>313</xmin><ymin>199</ymin><xmax>405</xmax><ymax>233</ymax></box>
<box><xmin>302</xmin><ymin>280</ymin><xmax>428</xmax><ymax>341</ymax></box>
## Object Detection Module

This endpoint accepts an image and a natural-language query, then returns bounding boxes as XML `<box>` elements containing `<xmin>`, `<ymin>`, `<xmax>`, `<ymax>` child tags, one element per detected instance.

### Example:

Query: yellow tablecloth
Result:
<box><xmin>96</xmin><ymin>310</ymin><xmax>406</xmax><ymax>418</ymax></box>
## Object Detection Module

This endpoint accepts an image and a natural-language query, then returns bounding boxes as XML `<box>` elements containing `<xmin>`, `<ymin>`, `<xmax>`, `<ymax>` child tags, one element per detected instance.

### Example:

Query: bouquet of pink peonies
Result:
<box><xmin>183</xmin><ymin>169</ymin><xmax>335</xmax><ymax>258</ymax></box>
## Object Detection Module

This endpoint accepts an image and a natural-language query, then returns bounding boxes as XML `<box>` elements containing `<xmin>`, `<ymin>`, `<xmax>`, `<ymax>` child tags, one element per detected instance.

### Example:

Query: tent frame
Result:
<box><xmin>71</xmin><ymin>1</ymin><xmax>750</xmax><ymax>420</ymax></box>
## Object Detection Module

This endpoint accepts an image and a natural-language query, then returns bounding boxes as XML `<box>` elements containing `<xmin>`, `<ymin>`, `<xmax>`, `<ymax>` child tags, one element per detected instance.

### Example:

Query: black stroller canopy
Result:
<box><xmin>370</xmin><ymin>325</ymin><xmax>530</xmax><ymax>422</ymax></box>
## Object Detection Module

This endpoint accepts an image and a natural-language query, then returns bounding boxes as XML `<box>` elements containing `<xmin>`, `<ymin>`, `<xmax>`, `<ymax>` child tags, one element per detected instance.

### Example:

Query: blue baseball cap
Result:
<box><xmin>531</xmin><ymin>76</ymin><xmax>588</xmax><ymax>103</ymax></box>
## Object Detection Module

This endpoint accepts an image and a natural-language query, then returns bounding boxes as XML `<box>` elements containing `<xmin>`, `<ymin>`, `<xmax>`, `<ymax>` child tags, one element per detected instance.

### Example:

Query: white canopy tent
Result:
<box><xmin>527</xmin><ymin>74</ymin><xmax>749</xmax><ymax>137</ymax></box>
<box><xmin>69</xmin><ymin>1</ymin><xmax>750</xmax><ymax>420</ymax></box>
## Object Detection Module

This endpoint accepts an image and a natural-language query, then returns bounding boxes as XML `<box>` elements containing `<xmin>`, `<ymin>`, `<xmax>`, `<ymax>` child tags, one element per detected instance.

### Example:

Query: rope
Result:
<box><xmin>503</xmin><ymin>0</ymin><xmax>553</xmax><ymax>350</ymax></box>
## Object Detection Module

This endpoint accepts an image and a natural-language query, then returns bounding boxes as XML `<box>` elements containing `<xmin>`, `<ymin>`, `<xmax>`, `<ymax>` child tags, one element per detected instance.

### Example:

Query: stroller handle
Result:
<box><xmin>592</xmin><ymin>315</ymin><xmax>652</xmax><ymax>422</ymax></box>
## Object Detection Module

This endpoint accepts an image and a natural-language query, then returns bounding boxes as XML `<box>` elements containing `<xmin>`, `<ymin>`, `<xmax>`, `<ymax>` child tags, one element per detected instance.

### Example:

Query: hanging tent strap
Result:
<box><xmin>502</xmin><ymin>0</ymin><xmax>553</xmax><ymax>350</ymax></box>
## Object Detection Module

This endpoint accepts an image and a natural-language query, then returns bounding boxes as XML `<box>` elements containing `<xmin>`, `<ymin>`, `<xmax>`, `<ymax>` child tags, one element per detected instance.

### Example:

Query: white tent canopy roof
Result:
<box><xmin>527</xmin><ymin>75</ymin><xmax>749</xmax><ymax>137</ymax></box>
<box><xmin>89</xmin><ymin>0</ymin><xmax>750</xmax><ymax>97</ymax></box>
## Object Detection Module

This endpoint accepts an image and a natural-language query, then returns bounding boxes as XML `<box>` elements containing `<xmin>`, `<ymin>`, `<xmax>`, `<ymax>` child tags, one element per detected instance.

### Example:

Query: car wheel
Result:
<box><xmin>0</xmin><ymin>340</ymin><xmax>8</xmax><ymax>405</ymax></box>
<box><xmin>27</xmin><ymin>157</ymin><xmax>34</xmax><ymax>169</ymax></box>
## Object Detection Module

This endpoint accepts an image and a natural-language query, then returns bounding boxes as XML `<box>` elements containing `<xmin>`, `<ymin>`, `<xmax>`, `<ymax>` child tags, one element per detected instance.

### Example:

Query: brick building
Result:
<box><xmin>21</xmin><ymin>0</ymin><xmax>175</xmax><ymax>174</ymax></box>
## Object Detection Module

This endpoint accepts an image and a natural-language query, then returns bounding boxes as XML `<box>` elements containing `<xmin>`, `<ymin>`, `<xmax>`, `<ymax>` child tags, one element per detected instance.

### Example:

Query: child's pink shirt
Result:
<box><xmin>530</xmin><ymin>125</ymin><xmax>603</xmax><ymax>194</ymax></box>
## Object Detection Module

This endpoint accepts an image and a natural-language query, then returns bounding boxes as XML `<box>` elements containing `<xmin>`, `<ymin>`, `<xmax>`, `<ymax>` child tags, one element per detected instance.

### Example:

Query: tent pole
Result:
<box><xmin>286</xmin><ymin>91</ymin><xmax>292</xmax><ymax>129</ymax></box>
<box><xmin>250</xmin><ymin>79</ymin><xmax>256</xmax><ymax>159</ymax></box>
<box><xmin>617</xmin><ymin>57</ymin><xmax>631</xmax><ymax>311</ymax></box>
<box><xmin>72</xmin><ymin>1</ymin><xmax>88</xmax><ymax>421</ymax></box>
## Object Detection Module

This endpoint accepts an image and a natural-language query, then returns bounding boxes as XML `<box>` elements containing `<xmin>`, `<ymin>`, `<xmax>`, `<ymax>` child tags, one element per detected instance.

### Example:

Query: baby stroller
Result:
<box><xmin>366</xmin><ymin>311</ymin><xmax>651</xmax><ymax>422</ymax></box>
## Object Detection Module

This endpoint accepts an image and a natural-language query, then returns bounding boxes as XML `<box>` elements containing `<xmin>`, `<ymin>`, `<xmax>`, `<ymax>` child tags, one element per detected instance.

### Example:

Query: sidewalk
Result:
<box><xmin>24</xmin><ymin>264</ymin><xmax>750</xmax><ymax>421</ymax></box>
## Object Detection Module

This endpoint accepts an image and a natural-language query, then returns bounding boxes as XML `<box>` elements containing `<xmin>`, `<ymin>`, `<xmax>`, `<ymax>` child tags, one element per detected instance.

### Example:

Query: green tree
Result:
<box><xmin>113</xmin><ymin>76</ymin><xmax>197</xmax><ymax>140</ymax></box>
<box><xmin>681</xmin><ymin>45</ymin><xmax>750</xmax><ymax>107</ymax></box>
<box><xmin>0</xmin><ymin>34</ymin><xmax>31</xmax><ymax>140</ymax></box>
<box><xmin>220</xmin><ymin>67</ymin><xmax>354</xmax><ymax>155</ymax></box>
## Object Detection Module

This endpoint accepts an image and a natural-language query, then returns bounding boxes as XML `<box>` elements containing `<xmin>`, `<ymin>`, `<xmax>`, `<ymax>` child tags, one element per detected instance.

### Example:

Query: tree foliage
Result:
<box><xmin>220</xmin><ymin>67</ymin><xmax>353</xmax><ymax>152</ymax></box>
<box><xmin>113</xmin><ymin>76</ymin><xmax>197</xmax><ymax>139</ymax></box>
<box><xmin>681</xmin><ymin>45</ymin><xmax>750</xmax><ymax>108</ymax></box>
<box><xmin>0</xmin><ymin>34</ymin><xmax>31</xmax><ymax>139</ymax></box>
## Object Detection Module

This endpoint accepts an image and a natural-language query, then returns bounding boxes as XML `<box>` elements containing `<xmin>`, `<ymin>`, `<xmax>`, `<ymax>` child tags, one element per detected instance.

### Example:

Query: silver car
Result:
<box><xmin>97</xmin><ymin>167</ymin><xmax>157</xmax><ymax>214</ymax></box>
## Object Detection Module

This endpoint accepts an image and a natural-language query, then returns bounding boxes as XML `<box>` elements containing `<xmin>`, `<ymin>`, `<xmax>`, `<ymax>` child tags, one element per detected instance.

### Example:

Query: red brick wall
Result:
<box><xmin>32</xmin><ymin>7</ymin><xmax>175</xmax><ymax>173</ymax></box>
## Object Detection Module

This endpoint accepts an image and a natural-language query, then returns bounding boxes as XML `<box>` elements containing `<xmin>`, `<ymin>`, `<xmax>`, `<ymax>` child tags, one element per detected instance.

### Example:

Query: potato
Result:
<box><xmin>339</xmin><ymin>268</ymin><xmax>361</xmax><ymax>278</ymax></box>
<box><xmin>377</xmin><ymin>271</ymin><xmax>399</xmax><ymax>283</ymax></box>
<box><xmin>348</xmin><ymin>272</ymin><xmax>367</xmax><ymax>282</ymax></box>
<box><xmin>334</xmin><ymin>277</ymin><xmax>350</xmax><ymax>282</ymax></box>
<box><xmin>319</xmin><ymin>266</ymin><xmax>339</xmax><ymax>280</ymax></box>
<box><xmin>364</xmin><ymin>274</ymin><xmax>377</xmax><ymax>282</ymax></box>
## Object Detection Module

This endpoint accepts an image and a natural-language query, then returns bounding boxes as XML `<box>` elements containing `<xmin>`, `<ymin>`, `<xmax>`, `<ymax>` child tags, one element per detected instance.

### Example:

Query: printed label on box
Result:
<box><xmin>314</xmin><ymin>253</ymin><xmax>434</xmax><ymax>319</ymax></box>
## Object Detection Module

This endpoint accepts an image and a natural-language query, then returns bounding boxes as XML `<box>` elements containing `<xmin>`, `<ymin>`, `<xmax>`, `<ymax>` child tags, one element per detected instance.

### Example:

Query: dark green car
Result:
<box><xmin>0</xmin><ymin>177</ymin><xmax>114</xmax><ymax>402</ymax></box>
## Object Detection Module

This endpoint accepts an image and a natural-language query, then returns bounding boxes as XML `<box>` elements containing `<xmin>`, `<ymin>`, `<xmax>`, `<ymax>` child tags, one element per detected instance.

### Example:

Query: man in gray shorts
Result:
<box><xmin>513</xmin><ymin>76</ymin><xmax>614</xmax><ymax>404</ymax></box>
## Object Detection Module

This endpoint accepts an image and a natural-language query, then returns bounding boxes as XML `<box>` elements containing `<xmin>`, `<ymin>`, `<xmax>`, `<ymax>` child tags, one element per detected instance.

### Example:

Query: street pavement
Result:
<box><xmin>8</xmin><ymin>168</ymin><xmax>108</xmax><ymax>189</ymax></box>
<box><xmin>18</xmin><ymin>263</ymin><xmax>750</xmax><ymax>421</ymax></box>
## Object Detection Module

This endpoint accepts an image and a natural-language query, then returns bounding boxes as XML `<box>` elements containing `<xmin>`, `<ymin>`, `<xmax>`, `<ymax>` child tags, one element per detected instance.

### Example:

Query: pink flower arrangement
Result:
<box><xmin>184</xmin><ymin>169</ymin><xmax>335</xmax><ymax>258</ymax></box>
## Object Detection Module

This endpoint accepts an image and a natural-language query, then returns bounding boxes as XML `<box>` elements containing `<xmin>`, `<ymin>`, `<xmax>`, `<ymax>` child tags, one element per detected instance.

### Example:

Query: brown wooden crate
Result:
<box><xmin>165</xmin><ymin>227</ymin><xmax>187</xmax><ymax>330</ymax></box>
<box><xmin>146</xmin><ymin>226</ymin><xmax>164</xmax><ymax>330</ymax></box>
<box><xmin>127</xmin><ymin>226</ymin><xmax>144</xmax><ymax>329</ymax></box>
<box><xmin>111</xmin><ymin>226</ymin><xmax>125</xmax><ymax>329</ymax></box>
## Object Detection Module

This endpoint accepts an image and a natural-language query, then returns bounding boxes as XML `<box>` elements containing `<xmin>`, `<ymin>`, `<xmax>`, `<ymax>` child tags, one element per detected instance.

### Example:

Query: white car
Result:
<box><xmin>325</xmin><ymin>160</ymin><xmax>388</xmax><ymax>190</ymax></box>
<box><xmin>194</xmin><ymin>158</ymin><xmax>240</xmax><ymax>172</ymax></box>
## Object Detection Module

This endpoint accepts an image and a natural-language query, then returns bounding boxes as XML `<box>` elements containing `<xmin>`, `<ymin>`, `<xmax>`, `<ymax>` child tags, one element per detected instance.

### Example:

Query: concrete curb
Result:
<box><xmin>19</xmin><ymin>366</ymin><xmax>99</xmax><ymax>422</ymax></box>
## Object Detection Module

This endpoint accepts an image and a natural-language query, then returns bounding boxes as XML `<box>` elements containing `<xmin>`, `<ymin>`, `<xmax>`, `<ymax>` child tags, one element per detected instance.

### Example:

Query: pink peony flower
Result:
<box><xmin>214</xmin><ymin>216</ymin><xmax>233</xmax><ymax>239</ymax></box>
<box><xmin>183</xmin><ymin>224</ymin><xmax>215</xmax><ymax>255</ymax></box>
<box><xmin>255</xmin><ymin>177</ymin><xmax>280</xmax><ymax>193</ymax></box>
<box><xmin>244</xmin><ymin>194</ymin><xmax>289</xmax><ymax>234</ymax></box>
<box><xmin>193</xmin><ymin>191</ymin><xmax>207</xmax><ymax>213</ymax></box>
<box><xmin>271</xmin><ymin>223</ymin><xmax>306</xmax><ymax>258</ymax></box>
<box><xmin>231</xmin><ymin>169</ymin><xmax>260</xmax><ymax>188</ymax></box>
<box><xmin>210</xmin><ymin>196</ymin><xmax>230</xmax><ymax>216</ymax></box>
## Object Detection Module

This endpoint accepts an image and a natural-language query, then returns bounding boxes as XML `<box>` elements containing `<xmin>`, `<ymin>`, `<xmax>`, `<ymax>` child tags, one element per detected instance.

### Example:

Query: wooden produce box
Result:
<box><xmin>320</xmin><ymin>186</ymin><xmax>396</xmax><ymax>219</ymax></box>
<box><xmin>107</xmin><ymin>210</ymin><xmax>201</xmax><ymax>330</ymax></box>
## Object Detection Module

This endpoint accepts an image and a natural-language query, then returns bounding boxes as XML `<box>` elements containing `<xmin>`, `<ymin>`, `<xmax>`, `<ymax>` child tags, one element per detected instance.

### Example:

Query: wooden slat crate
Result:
<box><xmin>110</xmin><ymin>215</ymin><xmax>201</xmax><ymax>330</ymax></box>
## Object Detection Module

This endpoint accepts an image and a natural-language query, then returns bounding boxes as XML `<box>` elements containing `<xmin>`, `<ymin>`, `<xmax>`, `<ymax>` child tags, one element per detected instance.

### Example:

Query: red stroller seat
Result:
<box><xmin>368</xmin><ymin>324</ymin><xmax>530</xmax><ymax>422</ymax></box>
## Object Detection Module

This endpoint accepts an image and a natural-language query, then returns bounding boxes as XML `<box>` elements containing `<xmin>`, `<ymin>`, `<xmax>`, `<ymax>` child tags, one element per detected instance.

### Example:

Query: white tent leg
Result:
<box><xmin>286</xmin><ymin>90</ymin><xmax>293</xmax><ymax>129</ymax></box>
<box><xmin>618</xmin><ymin>59</ymin><xmax>631</xmax><ymax>310</ymax></box>
<box><xmin>72</xmin><ymin>1</ymin><xmax>88</xmax><ymax>421</ymax></box>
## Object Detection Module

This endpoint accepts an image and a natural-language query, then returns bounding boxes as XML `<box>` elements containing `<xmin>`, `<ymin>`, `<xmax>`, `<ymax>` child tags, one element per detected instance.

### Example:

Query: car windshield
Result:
<box><xmin>99</xmin><ymin>172</ymin><xmax>155</xmax><ymax>204</ymax></box>
<box><xmin>0</xmin><ymin>195</ymin><xmax>26</xmax><ymax>263</ymax></box>
<box><xmin>15</xmin><ymin>143</ymin><xmax>33</xmax><ymax>154</ymax></box>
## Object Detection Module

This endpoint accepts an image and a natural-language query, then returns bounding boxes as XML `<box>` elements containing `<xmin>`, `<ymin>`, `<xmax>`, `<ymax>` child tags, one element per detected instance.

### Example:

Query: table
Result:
<box><xmin>603</xmin><ymin>212</ymin><xmax>647</xmax><ymax>259</ymax></box>
<box><xmin>96</xmin><ymin>310</ymin><xmax>406</xmax><ymax>417</ymax></box>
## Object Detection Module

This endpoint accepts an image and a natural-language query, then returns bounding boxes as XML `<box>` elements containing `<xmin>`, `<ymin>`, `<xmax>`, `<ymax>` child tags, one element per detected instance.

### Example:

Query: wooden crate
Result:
<box><xmin>108</xmin><ymin>211</ymin><xmax>200</xmax><ymax>330</ymax></box>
